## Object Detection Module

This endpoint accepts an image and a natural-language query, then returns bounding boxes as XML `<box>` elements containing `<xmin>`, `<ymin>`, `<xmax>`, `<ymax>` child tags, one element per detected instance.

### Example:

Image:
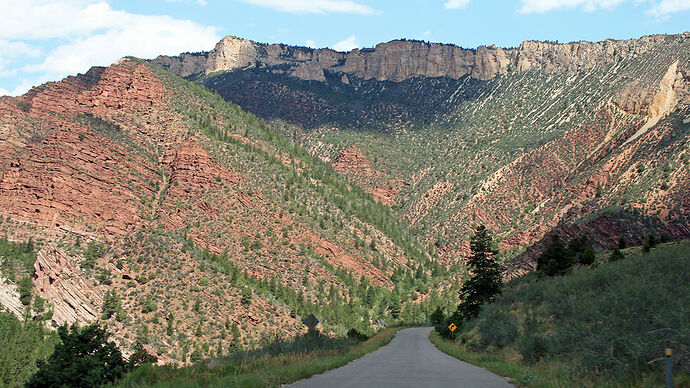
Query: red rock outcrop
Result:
<box><xmin>332</xmin><ymin>144</ymin><xmax>404</xmax><ymax>205</ymax></box>
<box><xmin>33</xmin><ymin>245</ymin><xmax>101</xmax><ymax>326</ymax></box>
<box><xmin>0</xmin><ymin>62</ymin><xmax>177</xmax><ymax>238</ymax></box>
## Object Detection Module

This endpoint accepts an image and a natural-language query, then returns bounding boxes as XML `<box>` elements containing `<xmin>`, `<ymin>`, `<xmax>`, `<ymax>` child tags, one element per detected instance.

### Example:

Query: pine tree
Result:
<box><xmin>388</xmin><ymin>292</ymin><xmax>401</xmax><ymax>319</ymax></box>
<box><xmin>101</xmin><ymin>290</ymin><xmax>124</xmax><ymax>320</ymax></box>
<box><xmin>166</xmin><ymin>313</ymin><xmax>174</xmax><ymax>337</ymax></box>
<box><xmin>608</xmin><ymin>247</ymin><xmax>625</xmax><ymax>262</ymax></box>
<box><xmin>18</xmin><ymin>277</ymin><xmax>33</xmax><ymax>306</ymax></box>
<box><xmin>240</xmin><ymin>287</ymin><xmax>252</xmax><ymax>305</ymax></box>
<box><xmin>430</xmin><ymin>306</ymin><xmax>444</xmax><ymax>326</ymax></box>
<box><xmin>27</xmin><ymin>324</ymin><xmax>126</xmax><ymax>387</ymax></box>
<box><xmin>643</xmin><ymin>233</ymin><xmax>657</xmax><ymax>252</ymax></box>
<box><xmin>578</xmin><ymin>240</ymin><xmax>596</xmax><ymax>266</ymax></box>
<box><xmin>231</xmin><ymin>323</ymin><xmax>242</xmax><ymax>352</ymax></box>
<box><xmin>457</xmin><ymin>225</ymin><xmax>502</xmax><ymax>321</ymax></box>
<box><xmin>537</xmin><ymin>234</ymin><xmax>574</xmax><ymax>276</ymax></box>
<box><xmin>617</xmin><ymin>237</ymin><xmax>627</xmax><ymax>249</ymax></box>
<box><xmin>127</xmin><ymin>342</ymin><xmax>157</xmax><ymax>371</ymax></box>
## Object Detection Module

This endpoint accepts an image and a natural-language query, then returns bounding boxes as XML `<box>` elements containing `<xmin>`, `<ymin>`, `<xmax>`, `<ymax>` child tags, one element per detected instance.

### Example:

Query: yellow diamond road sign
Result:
<box><xmin>448</xmin><ymin>323</ymin><xmax>457</xmax><ymax>332</ymax></box>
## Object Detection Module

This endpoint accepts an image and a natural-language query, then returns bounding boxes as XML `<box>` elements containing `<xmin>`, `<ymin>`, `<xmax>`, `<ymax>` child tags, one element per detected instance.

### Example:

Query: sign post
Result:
<box><xmin>448</xmin><ymin>323</ymin><xmax>457</xmax><ymax>341</ymax></box>
<box><xmin>665</xmin><ymin>348</ymin><xmax>672</xmax><ymax>388</ymax></box>
<box><xmin>303</xmin><ymin>314</ymin><xmax>320</xmax><ymax>335</ymax></box>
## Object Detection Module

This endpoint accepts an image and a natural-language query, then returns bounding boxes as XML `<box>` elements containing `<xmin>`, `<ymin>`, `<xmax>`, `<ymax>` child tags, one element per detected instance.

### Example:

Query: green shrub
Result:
<box><xmin>467</xmin><ymin>241</ymin><xmax>690</xmax><ymax>379</ymax></box>
<box><xmin>346</xmin><ymin>328</ymin><xmax>369</xmax><ymax>342</ymax></box>
<box><xmin>474</xmin><ymin>306</ymin><xmax>518</xmax><ymax>349</ymax></box>
<box><xmin>517</xmin><ymin>315</ymin><xmax>549</xmax><ymax>363</ymax></box>
<box><xmin>608</xmin><ymin>247</ymin><xmax>624</xmax><ymax>262</ymax></box>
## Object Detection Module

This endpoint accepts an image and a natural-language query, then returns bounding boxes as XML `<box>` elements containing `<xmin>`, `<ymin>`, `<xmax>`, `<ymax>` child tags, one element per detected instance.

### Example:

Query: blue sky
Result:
<box><xmin>1</xmin><ymin>0</ymin><xmax>689</xmax><ymax>96</ymax></box>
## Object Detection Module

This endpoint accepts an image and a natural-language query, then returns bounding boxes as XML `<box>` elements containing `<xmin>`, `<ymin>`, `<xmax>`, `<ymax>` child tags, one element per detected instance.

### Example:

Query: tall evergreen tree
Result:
<box><xmin>457</xmin><ymin>225</ymin><xmax>502</xmax><ymax>321</ymax></box>
<box><xmin>388</xmin><ymin>291</ymin><xmax>401</xmax><ymax>319</ymax></box>
<box><xmin>27</xmin><ymin>324</ymin><xmax>126</xmax><ymax>388</ymax></box>
<box><xmin>18</xmin><ymin>277</ymin><xmax>33</xmax><ymax>306</ymax></box>
<box><xmin>578</xmin><ymin>241</ymin><xmax>596</xmax><ymax>266</ymax></box>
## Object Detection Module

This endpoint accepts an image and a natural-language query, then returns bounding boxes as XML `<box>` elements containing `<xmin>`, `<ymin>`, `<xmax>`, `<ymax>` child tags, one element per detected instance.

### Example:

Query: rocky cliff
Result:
<box><xmin>152</xmin><ymin>33</ymin><xmax>690</xmax><ymax>82</ymax></box>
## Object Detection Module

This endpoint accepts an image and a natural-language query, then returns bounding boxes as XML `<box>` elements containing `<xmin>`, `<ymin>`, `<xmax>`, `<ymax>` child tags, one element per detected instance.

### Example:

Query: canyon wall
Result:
<box><xmin>152</xmin><ymin>33</ymin><xmax>690</xmax><ymax>82</ymax></box>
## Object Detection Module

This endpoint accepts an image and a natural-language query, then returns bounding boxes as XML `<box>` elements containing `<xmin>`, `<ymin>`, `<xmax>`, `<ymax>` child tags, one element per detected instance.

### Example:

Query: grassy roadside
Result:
<box><xmin>430</xmin><ymin>323</ymin><xmax>670</xmax><ymax>387</ymax></box>
<box><xmin>430</xmin><ymin>331</ymin><xmax>580</xmax><ymax>387</ymax></box>
<box><xmin>116</xmin><ymin>327</ymin><xmax>405</xmax><ymax>387</ymax></box>
<box><xmin>429</xmin><ymin>241</ymin><xmax>690</xmax><ymax>388</ymax></box>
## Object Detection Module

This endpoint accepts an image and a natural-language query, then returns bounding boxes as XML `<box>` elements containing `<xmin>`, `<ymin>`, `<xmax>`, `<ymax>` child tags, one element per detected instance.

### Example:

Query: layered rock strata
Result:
<box><xmin>152</xmin><ymin>33</ymin><xmax>690</xmax><ymax>82</ymax></box>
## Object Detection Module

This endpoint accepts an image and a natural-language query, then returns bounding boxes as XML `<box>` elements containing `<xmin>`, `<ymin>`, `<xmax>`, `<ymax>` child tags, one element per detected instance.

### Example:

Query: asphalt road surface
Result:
<box><xmin>287</xmin><ymin>327</ymin><xmax>514</xmax><ymax>388</ymax></box>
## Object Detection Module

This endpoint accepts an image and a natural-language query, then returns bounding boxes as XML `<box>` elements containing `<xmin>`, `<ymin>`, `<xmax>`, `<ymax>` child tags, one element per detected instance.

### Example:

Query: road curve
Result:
<box><xmin>286</xmin><ymin>327</ymin><xmax>513</xmax><ymax>388</ymax></box>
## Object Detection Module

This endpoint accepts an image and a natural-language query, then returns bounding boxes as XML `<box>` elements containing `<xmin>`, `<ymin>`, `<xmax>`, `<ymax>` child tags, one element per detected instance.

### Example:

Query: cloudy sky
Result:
<box><xmin>1</xmin><ymin>0</ymin><xmax>689</xmax><ymax>96</ymax></box>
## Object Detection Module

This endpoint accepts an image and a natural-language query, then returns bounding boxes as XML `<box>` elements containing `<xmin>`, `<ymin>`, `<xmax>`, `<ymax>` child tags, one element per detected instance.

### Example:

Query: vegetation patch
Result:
<box><xmin>115</xmin><ymin>326</ymin><xmax>404</xmax><ymax>387</ymax></box>
<box><xmin>432</xmin><ymin>241</ymin><xmax>690</xmax><ymax>386</ymax></box>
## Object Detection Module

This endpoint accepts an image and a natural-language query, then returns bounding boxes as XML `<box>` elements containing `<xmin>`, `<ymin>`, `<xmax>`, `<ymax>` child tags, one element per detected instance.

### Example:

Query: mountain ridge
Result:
<box><xmin>152</xmin><ymin>32</ymin><xmax>690</xmax><ymax>82</ymax></box>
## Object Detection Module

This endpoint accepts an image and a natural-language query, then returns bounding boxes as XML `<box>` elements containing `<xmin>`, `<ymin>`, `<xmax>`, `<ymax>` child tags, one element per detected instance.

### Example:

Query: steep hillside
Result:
<box><xmin>0</xmin><ymin>59</ymin><xmax>445</xmax><ymax>367</ymax></box>
<box><xmin>450</xmin><ymin>240</ymin><xmax>690</xmax><ymax>385</ymax></box>
<box><xmin>158</xmin><ymin>33</ymin><xmax>690</xmax><ymax>271</ymax></box>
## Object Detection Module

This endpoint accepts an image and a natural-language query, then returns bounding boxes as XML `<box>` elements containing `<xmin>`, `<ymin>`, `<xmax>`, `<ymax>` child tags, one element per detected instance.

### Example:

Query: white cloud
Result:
<box><xmin>0</xmin><ymin>0</ymin><xmax>220</xmax><ymax>96</ymax></box>
<box><xmin>518</xmin><ymin>0</ymin><xmax>627</xmax><ymax>13</ymax></box>
<box><xmin>517</xmin><ymin>0</ymin><xmax>690</xmax><ymax>15</ymax></box>
<box><xmin>23</xmin><ymin>17</ymin><xmax>219</xmax><ymax>75</ymax></box>
<box><xmin>0</xmin><ymin>40</ymin><xmax>42</xmax><ymax>58</ymax></box>
<box><xmin>331</xmin><ymin>36</ymin><xmax>358</xmax><ymax>51</ymax></box>
<box><xmin>305</xmin><ymin>40</ymin><xmax>317</xmax><ymax>48</ymax></box>
<box><xmin>444</xmin><ymin>0</ymin><xmax>471</xmax><ymax>9</ymax></box>
<box><xmin>0</xmin><ymin>40</ymin><xmax>42</xmax><ymax>77</ymax></box>
<box><xmin>0</xmin><ymin>80</ymin><xmax>40</xmax><ymax>96</ymax></box>
<box><xmin>237</xmin><ymin>0</ymin><xmax>377</xmax><ymax>14</ymax></box>
<box><xmin>1</xmin><ymin>1</ymin><xmax>124</xmax><ymax>40</ymax></box>
<box><xmin>647</xmin><ymin>0</ymin><xmax>690</xmax><ymax>16</ymax></box>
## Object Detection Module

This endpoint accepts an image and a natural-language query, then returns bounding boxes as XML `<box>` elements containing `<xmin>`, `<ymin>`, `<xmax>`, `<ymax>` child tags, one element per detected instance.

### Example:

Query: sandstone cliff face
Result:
<box><xmin>0</xmin><ymin>276</ymin><xmax>24</xmax><ymax>320</ymax></box>
<box><xmin>152</xmin><ymin>33</ymin><xmax>690</xmax><ymax>83</ymax></box>
<box><xmin>33</xmin><ymin>245</ymin><xmax>102</xmax><ymax>326</ymax></box>
<box><xmin>0</xmin><ymin>64</ymin><xmax>168</xmax><ymax>238</ymax></box>
<box><xmin>152</xmin><ymin>36</ymin><xmax>508</xmax><ymax>81</ymax></box>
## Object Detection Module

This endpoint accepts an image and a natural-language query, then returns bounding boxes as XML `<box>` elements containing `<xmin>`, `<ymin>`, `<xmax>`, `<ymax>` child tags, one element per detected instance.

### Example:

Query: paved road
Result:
<box><xmin>287</xmin><ymin>327</ymin><xmax>514</xmax><ymax>388</ymax></box>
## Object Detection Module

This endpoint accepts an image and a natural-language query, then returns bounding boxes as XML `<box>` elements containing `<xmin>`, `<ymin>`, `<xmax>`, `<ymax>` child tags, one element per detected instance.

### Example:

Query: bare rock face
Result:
<box><xmin>332</xmin><ymin>144</ymin><xmax>404</xmax><ymax>205</ymax></box>
<box><xmin>207</xmin><ymin>36</ymin><xmax>259</xmax><ymax>73</ymax></box>
<box><xmin>0</xmin><ymin>276</ymin><xmax>24</xmax><ymax>319</ymax></box>
<box><xmin>33</xmin><ymin>245</ymin><xmax>101</xmax><ymax>326</ymax></box>
<box><xmin>151</xmin><ymin>33</ymin><xmax>688</xmax><ymax>83</ymax></box>
<box><xmin>152</xmin><ymin>37</ymin><xmax>507</xmax><ymax>81</ymax></box>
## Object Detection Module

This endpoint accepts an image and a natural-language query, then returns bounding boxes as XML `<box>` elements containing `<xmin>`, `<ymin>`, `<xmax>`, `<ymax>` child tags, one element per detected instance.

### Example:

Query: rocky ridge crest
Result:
<box><xmin>152</xmin><ymin>33</ymin><xmax>690</xmax><ymax>82</ymax></box>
